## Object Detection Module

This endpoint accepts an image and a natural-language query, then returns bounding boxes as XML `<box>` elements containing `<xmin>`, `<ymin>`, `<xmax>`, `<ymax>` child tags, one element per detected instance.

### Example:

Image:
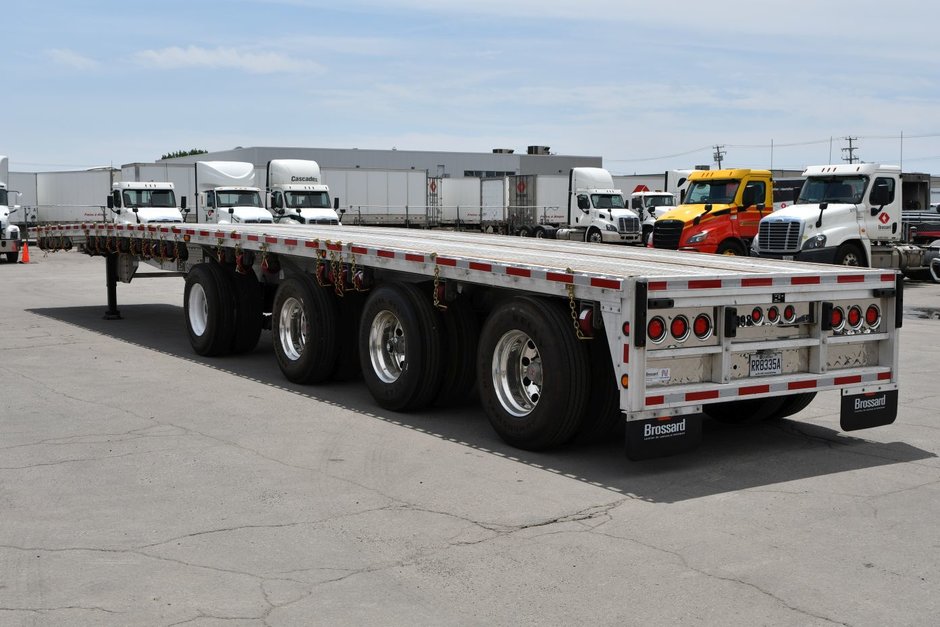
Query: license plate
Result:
<box><xmin>749</xmin><ymin>352</ymin><xmax>782</xmax><ymax>376</ymax></box>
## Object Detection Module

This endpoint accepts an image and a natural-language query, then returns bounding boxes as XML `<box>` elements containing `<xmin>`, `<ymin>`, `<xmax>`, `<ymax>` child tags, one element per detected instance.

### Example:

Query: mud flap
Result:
<box><xmin>840</xmin><ymin>389</ymin><xmax>898</xmax><ymax>431</ymax></box>
<box><xmin>626</xmin><ymin>414</ymin><xmax>703</xmax><ymax>461</ymax></box>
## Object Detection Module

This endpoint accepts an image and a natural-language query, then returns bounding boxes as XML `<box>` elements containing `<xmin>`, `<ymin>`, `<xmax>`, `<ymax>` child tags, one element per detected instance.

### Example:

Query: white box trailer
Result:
<box><xmin>323</xmin><ymin>168</ymin><xmax>428</xmax><ymax>226</ymax></box>
<box><xmin>481</xmin><ymin>177</ymin><xmax>509</xmax><ymax>224</ymax></box>
<box><xmin>33</xmin><ymin>219</ymin><xmax>903</xmax><ymax>461</ymax></box>
<box><xmin>32</xmin><ymin>169</ymin><xmax>117</xmax><ymax>224</ymax></box>
<box><xmin>430</xmin><ymin>177</ymin><xmax>482</xmax><ymax>226</ymax></box>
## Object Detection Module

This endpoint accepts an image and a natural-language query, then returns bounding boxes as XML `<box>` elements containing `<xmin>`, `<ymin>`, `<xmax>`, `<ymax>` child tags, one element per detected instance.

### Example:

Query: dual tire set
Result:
<box><xmin>182</xmin><ymin>262</ymin><xmax>623</xmax><ymax>450</ymax></box>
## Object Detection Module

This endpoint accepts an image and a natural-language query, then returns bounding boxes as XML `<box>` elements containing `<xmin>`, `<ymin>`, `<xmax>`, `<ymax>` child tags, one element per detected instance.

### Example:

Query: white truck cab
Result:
<box><xmin>555</xmin><ymin>167</ymin><xmax>642</xmax><ymax>244</ymax></box>
<box><xmin>266</xmin><ymin>159</ymin><xmax>340</xmax><ymax>225</ymax></box>
<box><xmin>195</xmin><ymin>161</ymin><xmax>274</xmax><ymax>225</ymax></box>
<box><xmin>630</xmin><ymin>187</ymin><xmax>677</xmax><ymax>241</ymax></box>
<box><xmin>107</xmin><ymin>181</ymin><xmax>186</xmax><ymax>224</ymax></box>
<box><xmin>0</xmin><ymin>156</ymin><xmax>22</xmax><ymax>262</ymax></box>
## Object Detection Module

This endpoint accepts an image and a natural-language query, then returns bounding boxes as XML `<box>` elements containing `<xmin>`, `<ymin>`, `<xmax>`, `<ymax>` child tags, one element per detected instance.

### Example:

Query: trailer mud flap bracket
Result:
<box><xmin>840</xmin><ymin>385</ymin><xmax>898</xmax><ymax>431</ymax></box>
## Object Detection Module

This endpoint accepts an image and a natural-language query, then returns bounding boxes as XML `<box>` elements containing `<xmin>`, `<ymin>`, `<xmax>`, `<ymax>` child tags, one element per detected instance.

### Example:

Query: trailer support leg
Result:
<box><xmin>104</xmin><ymin>253</ymin><xmax>122</xmax><ymax>320</ymax></box>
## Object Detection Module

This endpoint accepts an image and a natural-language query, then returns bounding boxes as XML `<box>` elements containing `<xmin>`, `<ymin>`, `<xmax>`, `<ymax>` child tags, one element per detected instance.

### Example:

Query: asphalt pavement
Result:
<box><xmin>1</xmin><ymin>249</ymin><xmax>938</xmax><ymax>626</ymax></box>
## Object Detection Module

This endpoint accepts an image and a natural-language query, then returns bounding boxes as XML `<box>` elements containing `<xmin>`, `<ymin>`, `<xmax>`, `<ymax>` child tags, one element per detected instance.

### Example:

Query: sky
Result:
<box><xmin>3</xmin><ymin>0</ymin><xmax>940</xmax><ymax>175</ymax></box>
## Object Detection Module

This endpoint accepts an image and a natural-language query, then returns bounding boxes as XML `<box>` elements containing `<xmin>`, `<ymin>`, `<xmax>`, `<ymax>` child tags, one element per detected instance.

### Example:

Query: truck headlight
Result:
<box><xmin>605</xmin><ymin>223</ymin><xmax>618</xmax><ymax>232</ymax></box>
<box><xmin>687</xmin><ymin>231</ymin><xmax>708</xmax><ymax>244</ymax></box>
<box><xmin>802</xmin><ymin>234</ymin><xmax>827</xmax><ymax>250</ymax></box>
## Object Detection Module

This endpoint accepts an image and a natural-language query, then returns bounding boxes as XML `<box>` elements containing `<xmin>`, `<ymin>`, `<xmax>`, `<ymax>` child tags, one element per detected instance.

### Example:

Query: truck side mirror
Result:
<box><xmin>228</xmin><ymin>207</ymin><xmax>234</xmax><ymax>215</ymax></box>
<box><xmin>107</xmin><ymin>196</ymin><xmax>114</xmax><ymax>209</ymax></box>
<box><xmin>181</xmin><ymin>196</ymin><xmax>187</xmax><ymax>211</ymax></box>
<box><xmin>334</xmin><ymin>197</ymin><xmax>340</xmax><ymax>210</ymax></box>
<box><xmin>870</xmin><ymin>184</ymin><xmax>890</xmax><ymax>210</ymax></box>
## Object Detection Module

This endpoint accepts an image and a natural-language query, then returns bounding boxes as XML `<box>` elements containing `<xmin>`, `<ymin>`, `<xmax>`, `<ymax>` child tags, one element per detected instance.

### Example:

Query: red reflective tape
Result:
<box><xmin>877</xmin><ymin>371</ymin><xmax>892</xmax><ymax>381</ymax></box>
<box><xmin>506</xmin><ymin>267</ymin><xmax>531</xmax><ymax>278</ymax></box>
<box><xmin>436</xmin><ymin>257</ymin><xmax>458</xmax><ymax>267</ymax></box>
<box><xmin>284</xmin><ymin>239</ymin><xmax>298</xmax><ymax>246</ymax></box>
<box><xmin>687</xmin><ymin>390</ymin><xmax>720</xmax><ymax>401</ymax></box>
<box><xmin>591</xmin><ymin>277</ymin><xmax>621</xmax><ymax>290</ymax></box>
<box><xmin>648</xmin><ymin>281</ymin><xmax>668</xmax><ymax>291</ymax></box>
<box><xmin>622</xmin><ymin>344</ymin><xmax>629</xmax><ymax>364</ymax></box>
<box><xmin>351</xmin><ymin>245</ymin><xmax>368</xmax><ymax>254</ymax></box>
<box><xmin>326</xmin><ymin>242</ymin><xmax>342</xmax><ymax>251</ymax></box>
<box><xmin>264</xmin><ymin>236</ymin><xmax>278</xmax><ymax>244</ymax></box>
<box><xmin>739</xmin><ymin>384</ymin><xmax>770</xmax><ymax>396</ymax></box>
<box><xmin>160</xmin><ymin>227</ymin><xmax>169</xmax><ymax>233</ymax></box>
<box><xmin>215</xmin><ymin>231</ymin><xmax>226</xmax><ymax>238</ymax></box>
<box><xmin>186</xmin><ymin>229</ymin><xmax>196</xmax><ymax>235</ymax></box>
<box><xmin>405</xmin><ymin>253</ymin><xmax>425</xmax><ymax>262</ymax></box>
<box><xmin>788</xmin><ymin>380</ymin><xmax>817</xmax><ymax>390</ymax></box>
<box><xmin>172</xmin><ymin>227</ymin><xmax>181</xmax><ymax>234</ymax></box>
<box><xmin>377</xmin><ymin>250</ymin><xmax>395</xmax><ymax>258</ymax></box>
<box><xmin>837</xmin><ymin>274</ymin><xmax>865</xmax><ymax>283</ymax></box>
<box><xmin>469</xmin><ymin>261</ymin><xmax>492</xmax><ymax>271</ymax></box>
<box><xmin>834</xmin><ymin>374</ymin><xmax>862</xmax><ymax>385</ymax></box>
<box><xmin>247</xmin><ymin>234</ymin><xmax>259</xmax><ymax>242</ymax></box>
<box><xmin>791</xmin><ymin>276</ymin><xmax>821</xmax><ymax>285</ymax></box>
<box><xmin>742</xmin><ymin>277</ymin><xmax>774</xmax><ymax>287</ymax></box>
<box><xmin>199</xmin><ymin>230</ymin><xmax>210</xmax><ymax>237</ymax></box>
<box><xmin>304</xmin><ymin>240</ymin><xmax>320</xmax><ymax>248</ymax></box>
<box><xmin>881</xmin><ymin>273</ymin><xmax>896</xmax><ymax>282</ymax></box>
<box><xmin>646</xmin><ymin>395</ymin><xmax>665</xmax><ymax>406</ymax></box>
<box><xmin>546</xmin><ymin>272</ymin><xmax>573</xmax><ymax>283</ymax></box>
<box><xmin>689</xmin><ymin>279</ymin><xmax>722</xmax><ymax>290</ymax></box>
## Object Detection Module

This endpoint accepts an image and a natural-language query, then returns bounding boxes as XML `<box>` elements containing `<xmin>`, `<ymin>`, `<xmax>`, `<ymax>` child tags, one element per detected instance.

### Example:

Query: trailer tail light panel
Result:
<box><xmin>827</xmin><ymin>299</ymin><xmax>885</xmax><ymax>336</ymax></box>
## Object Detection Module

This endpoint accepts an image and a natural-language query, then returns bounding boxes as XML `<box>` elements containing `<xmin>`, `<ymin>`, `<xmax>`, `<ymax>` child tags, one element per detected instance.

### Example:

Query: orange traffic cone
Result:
<box><xmin>19</xmin><ymin>240</ymin><xmax>30</xmax><ymax>264</ymax></box>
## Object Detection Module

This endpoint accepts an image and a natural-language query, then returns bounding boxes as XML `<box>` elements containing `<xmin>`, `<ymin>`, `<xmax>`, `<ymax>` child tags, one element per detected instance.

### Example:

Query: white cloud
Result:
<box><xmin>46</xmin><ymin>48</ymin><xmax>99</xmax><ymax>70</ymax></box>
<box><xmin>135</xmin><ymin>45</ymin><xmax>324</xmax><ymax>74</ymax></box>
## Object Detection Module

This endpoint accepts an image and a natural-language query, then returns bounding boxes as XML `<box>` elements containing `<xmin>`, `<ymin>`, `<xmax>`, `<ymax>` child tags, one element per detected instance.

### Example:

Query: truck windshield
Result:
<box><xmin>591</xmin><ymin>194</ymin><xmax>625</xmax><ymax>209</ymax></box>
<box><xmin>685</xmin><ymin>180</ymin><xmax>739</xmax><ymax>204</ymax></box>
<box><xmin>216</xmin><ymin>191</ymin><xmax>263</xmax><ymax>208</ymax></box>
<box><xmin>286</xmin><ymin>191</ymin><xmax>331</xmax><ymax>209</ymax></box>
<box><xmin>797</xmin><ymin>176</ymin><xmax>867</xmax><ymax>204</ymax></box>
<box><xmin>645</xmin><ymin>195</ymin><xmax>675</xmax><ymax>208</ymax></box>
<box><xmin>122</xmin><ymin>189</ymin><xmax>177</xmax><ymax>208</ymax></box>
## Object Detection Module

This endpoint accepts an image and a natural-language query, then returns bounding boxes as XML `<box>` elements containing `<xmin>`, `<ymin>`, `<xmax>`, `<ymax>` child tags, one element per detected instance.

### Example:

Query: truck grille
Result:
<box><xmin>758</xmin><ymin>220</ymin><xmax>802</xmax><ymax>253</ymax></box>
<box><xmin>652</xmin><ymin>220</ymin><xmax>684</xmax><ymax>249</ymax></box>
<box><xmin>618</xmin><ymin>216</ymin><xmax>640</xmax><ymax>234</ymax></box>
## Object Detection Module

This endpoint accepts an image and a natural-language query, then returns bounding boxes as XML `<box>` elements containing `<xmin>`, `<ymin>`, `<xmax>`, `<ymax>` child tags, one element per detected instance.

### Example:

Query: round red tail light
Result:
<box><xmin>767</xmin><ymin>306</ymin><xmax>779</xmax><ymax>323</ymax></box>
<box><xmin>693</xmin><ymin>313</ymin><xmax>712</xmax><ymax>339</ymax></box>
<box><xmin>783</xmin><ymin>305</ymin><xmax>796</xmax><ymax>323</ymax></box>
<box><xmin>670</xmin><ymin>315</ymin><xmax>690</xmax><ymax>341</ymax></box>
<box><xmin>865</xmin><ymin>304</ymin><xmax>881</xmax><ymax>329</ymax></box>
<box><xmin>648</xmin><ymin>316</ymin><xmax>667</xmax><ymax>343</ymax></box>
<box><xmin>847</xmin><ymin>305</ymin><xmax>863</xmax><ymax>329</ymax></box>
<box><xmin>751</xmin><ymin>307</ymin><xmax>763</xmax><ymax>324</ymax></box>
<box><xmin>830</xmin><ymin>306</ymin><xmax>845</xmax><ymax>331</ymax></box>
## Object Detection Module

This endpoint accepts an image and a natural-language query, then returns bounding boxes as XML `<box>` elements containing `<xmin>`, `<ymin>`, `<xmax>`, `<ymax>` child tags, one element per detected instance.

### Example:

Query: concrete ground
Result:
<box><xmin>1</xmin><ymin>249</ymin><xmax>938</xmax><ymax>626</ymax></box>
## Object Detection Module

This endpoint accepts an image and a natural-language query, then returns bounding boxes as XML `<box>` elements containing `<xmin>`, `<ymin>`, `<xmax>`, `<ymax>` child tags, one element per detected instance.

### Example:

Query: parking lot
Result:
<box><xmin>2</xmin><ymin>250</ymin><xmax>939</xmax><ymax>626</ymax></box>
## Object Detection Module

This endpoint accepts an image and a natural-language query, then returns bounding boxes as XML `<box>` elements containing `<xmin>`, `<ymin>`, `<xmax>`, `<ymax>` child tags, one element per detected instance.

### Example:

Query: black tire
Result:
<box><xmin>272</xmin><ymin>275</ymin><xmax>340</xmax><ymax>384</ymax></box>
<box><xmin>766</xmin><ymin>392</ymin><xmax>817</xmax><ymax>421</ymax></box>
<box><xmin>434</xmin><ymin>297</ymin><xmax>480</xmax><ymax>407</ymax></box>
<box><xmin>359</xmin><ymin>283</ymin><xmax>444</xmax><ymax>411</ymax></box>
<box><xmin>586</xmin><ymin>227</ymin><xmax>603</xmax><ymax>243</ymax></box>
<box><xmin>184</xmin><ymin>262</ymin><xmax>236</xmax><ymax>357</ymax></box>
<box><xmin>834</xmin><ymin>242</ymin><xmax>866</xmax><ymax>267</ymax></box>
<box><xmin>230</xmin><ymin>270</ymin><xmax>264</xmax><ymax>354</ymax></box>
<box><xmin>477</xmin><ymin>296</ymin><xmax>590</xmax><ymax>450</ymax></box>
<box><xmin>531</xmin><ymin>226</ymin><xmax>546</xmax><ymax>238</ymax></box>
<box><xmin>704</xmin><ymin>397</ymin><xmax>786</xmax><ymax>425</ymax></box>
<box><xmin>6</xmin><ymin>251</ymin><xmax>17</xmax><ymax>263</ymax></box>
<box><xmin>333</xmin><ymin>291</ymin><xmax>366</xmax><ymax>381</ymax></box>
<box><xmin>516</xmin><ymin>226</ymin><xmax>532</xmax><ymax>237</ymax></box>
<box><xmin>716</xmin><ymin>240</ymin><xmax>747</xmax><ymax>256</ymax></box>
<box><xmin>575</xmin><ymin>334</ymin><xmax>623</xmax><ymax>443</ymax></box>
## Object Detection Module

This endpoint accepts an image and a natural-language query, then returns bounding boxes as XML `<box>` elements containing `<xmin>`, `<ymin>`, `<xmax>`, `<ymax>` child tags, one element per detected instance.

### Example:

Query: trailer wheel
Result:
<box><xmin>231</xmin><ymin>270</ymin><xmax>263</xmax><ymax>354</ymax></box>
<box><xmin>587</xmin><ymin>227</ymin><xmax>604</xmax><ymax>243</ymax></box>
<box><xmin>359</xmin><ymin>283</ymin><xmax>443</xmax><ymax>411</ymax></box>
<box><xmin>5</xmin><ymin>252</ymin><xmax>16</xmax><ymax>263</ymax></box>
<box><xmin>531</xmin><ymin>226</ymin><xmax>546</xmax><ymax>238</ymax></box>
<box><xmin>478</xmin><ymin>296</ymin><xmax>589</xmax><ymax>450</ymax></box>
<box><xmin>516</xmin><ymin>226</ymin><xmax>532</xmax><ymax>237</ymax></box>
<box><xmin>835</xmin><ymin>243</ymin><xmax>866</xmax><ymax>267</ymax></box>
<box><xmin>272</xmin><ymin>275</ymin><xmax>339</xmax><ymax>384</ymax></box>
<box><xmin>704</xmin><ymin>397</ymin><xmax>786</xmax><ymax>425</ymax></box>
<box><xmin>434</xmin><ymin>297</ymin><xmax>480</xmax><ymax>407</ymax></box>
<box><xmin>184</xmin><ymin>263</ymin><xmax>236</xmax><ymax>357</ymax></box>
<box><xmin>716</xmin><ymin>240</ymin><xmax>746</xmax><ymax>256</ymax></box>
<box><xmin>766</xmin><ymin>392</ymin><xmax>817</xmax><ymax>421</ymax></box>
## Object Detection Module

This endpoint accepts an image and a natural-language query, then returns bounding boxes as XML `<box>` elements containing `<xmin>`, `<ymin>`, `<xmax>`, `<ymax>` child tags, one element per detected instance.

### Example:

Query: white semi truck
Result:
<box><xmin>484</xmin><ymin>167</ymin><xmax>642</xmax><ymax>243</ymax></box>
<box><xmin>266</xmin><ymin>159</ymin><xmax>340</xmax><ymax>225</ymax></box>
<box><xmin>106</xmin><ymin>181</ymin><xmax>187</xmax><ymax>224</ymax></box>
<box><xmin>34</xmin><ymin>218</ymin><xmax>902</xmax><ymax>460</ymax></box>
<box><xmin>629</xmin><ymin>187</ymin><xmax>678</xmax><ymax>242</ymax></box>
<box><xmin>752</xmin><ymin>164</ymin><xmax>940</xmax><ymax>279</ymax></box>
<box><xmin>1</xmin><ymin>156</ymin><xmax>23</xmax><ymax>262</ymax></box>
<box><xmin>194</xmin><ymin>161</ymin><xmax>274</xmax><ymax>225</ymax></box>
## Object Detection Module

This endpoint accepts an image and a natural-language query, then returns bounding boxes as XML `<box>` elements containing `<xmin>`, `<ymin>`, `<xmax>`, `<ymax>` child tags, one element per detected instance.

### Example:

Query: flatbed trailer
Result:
<box><xmin>33</xmin><ymin>221</ymin><xmax>902</xmax><ymax>459</ymax></box>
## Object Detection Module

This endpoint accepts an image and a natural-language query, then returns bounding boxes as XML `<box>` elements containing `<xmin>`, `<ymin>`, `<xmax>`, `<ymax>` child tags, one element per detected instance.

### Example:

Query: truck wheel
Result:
<box><xmin>587</xmin><ymin>227</ymin><xmax>604</xmax><ymax>243</ymax></box>
<box><xmin>766</xmin><ymin>392</ymin><xmax>817</xmax><ymax>420</ymax></box>
<box><xmin>359</xmin><ymin>283</ymin><xmax>443</xmax><ymax>411</ymax></box>
<box><xmin>434</xmin><ymin>297</ymin><xmax>480</xmax><ymax>407</ymax></box>
<box><xmin>231</xmin><ymin>270</ymin><xmax>263</xmax><ymax>354</ymax></box>
<box><xmin>575</xmin><ymin>335</ymin><xmax>623</xmax><ymax>443</ymax></box>
<box><xmin>716</xmin><ymin>240</ymin><xmax>746</xmax><ymax>256</ymax></box>
<box><xmin>184</xmin><ymin>263</ymin><xmax>236</xmax><ymax>357</ymax></box>
<box><xmin>272</xmin><ymin>275</ymin><xmax>339</xmax><ymax>383</ymax></box>
<box><xmin>478</xmin><ymin>296</ymin><xmax>589</xmax><ymax>450</ymax></box>
<box><xmin>516</xmin><ymin>226</ymin><xmax>532</xmax><ymax>237</ymax></box>
<box><xmin>704</xmin><ymin>397</ymin><xmax>786</xmax><ymax>425</ymax></box>
<box><xmin>5</xmin><ymin>251</ymin><xmax>17</xmax><ymax>263</ymax></box>
<box><xmin>835</xmin><ymin>243</ymin><xmax>866</xmax><ymax>266</ymax></box>
<box><xmin>531</xmin><ymin>226</ymin><xmax>546</xmax><ymax>238</ymax></box>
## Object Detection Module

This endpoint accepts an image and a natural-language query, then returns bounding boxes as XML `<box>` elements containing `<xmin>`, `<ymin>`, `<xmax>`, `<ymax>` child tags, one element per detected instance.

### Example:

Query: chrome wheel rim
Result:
<box><xmin>369</xmin><ymin>310</ymin><xmax>406</xmax><ymax>383</ymax></box>
<box><xmin>278</xmin><ymin>296</ymin><xmax>307</xmax><ymax>361</ymax></box>
<box><xmin>491</xmin><ymin>330</ymin><xmax>541</xmax><ymax>417</ymax></box>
